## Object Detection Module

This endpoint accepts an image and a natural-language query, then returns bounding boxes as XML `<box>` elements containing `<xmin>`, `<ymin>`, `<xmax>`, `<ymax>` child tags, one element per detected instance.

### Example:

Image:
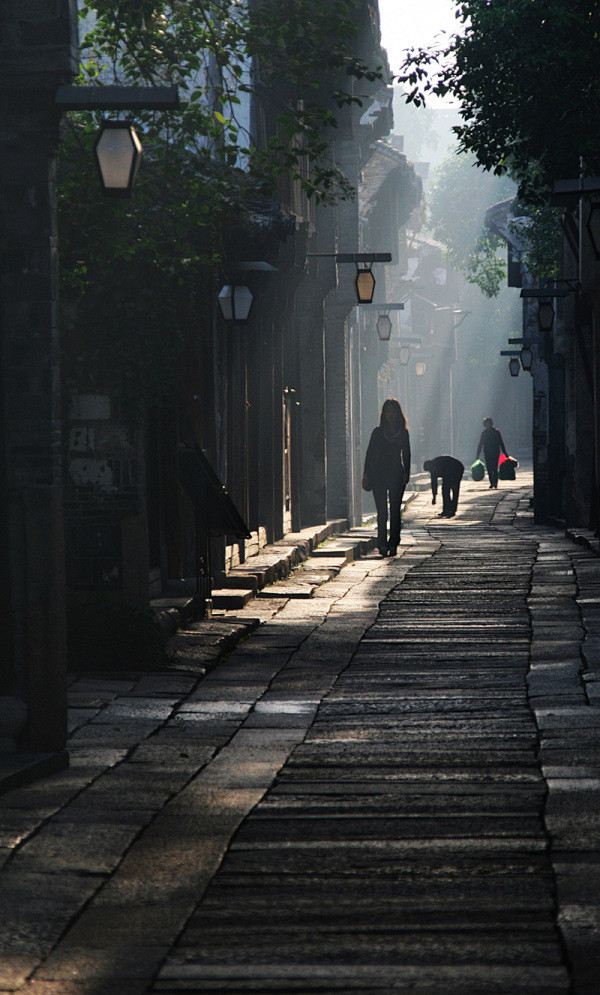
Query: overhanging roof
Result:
<box><xmin>359</xmin><ymin>141</ymin><xmax>422</xmax><ymax>224</ymax></box>
<box><xmin>485</xmin><ymin>198</ymin><xmax>529</xmax><ymax>252</ymax></box>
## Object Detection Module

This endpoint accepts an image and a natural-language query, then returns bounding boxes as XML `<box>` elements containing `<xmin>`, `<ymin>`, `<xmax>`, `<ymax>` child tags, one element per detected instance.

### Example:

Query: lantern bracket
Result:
<box><xmin>56</xmin><ymin>85</ymin><xmax>179</xmax><ymax>111</ymax></box>
<box><xmin>520</xmin><ymin>285</ymin><xmax>572</xmax><ymax>298</ymax></box>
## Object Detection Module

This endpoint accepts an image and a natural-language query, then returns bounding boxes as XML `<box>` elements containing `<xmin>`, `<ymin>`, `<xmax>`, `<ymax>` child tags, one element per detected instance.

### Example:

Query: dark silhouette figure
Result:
<box><xmin>363</xmin><ymin>398</ymin><xmax>410</xmax><ymax>557</ymax></box>
<box><xmin>476</xmin><ymin>417</ymin><xmax>509</xmax><ymax>489</ymax></box>
<box><xmin>423</xmin><ymin>456</ymin><xmax>465</xmax><ymax>517</ymax></box>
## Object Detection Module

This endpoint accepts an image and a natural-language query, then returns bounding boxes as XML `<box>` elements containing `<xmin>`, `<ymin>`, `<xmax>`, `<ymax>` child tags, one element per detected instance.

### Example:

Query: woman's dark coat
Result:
<box><xmin>364</xmin><ymin>424</ymin><xmax>411</xmax><ymax>487</ymax></box>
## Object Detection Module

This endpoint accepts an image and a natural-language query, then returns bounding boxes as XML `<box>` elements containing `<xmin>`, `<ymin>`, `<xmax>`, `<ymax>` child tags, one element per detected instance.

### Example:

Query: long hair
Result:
<box><xmin>380</xmin><ymin>397</ymin><xmax>407</xmax><ymax>431</ymax></box>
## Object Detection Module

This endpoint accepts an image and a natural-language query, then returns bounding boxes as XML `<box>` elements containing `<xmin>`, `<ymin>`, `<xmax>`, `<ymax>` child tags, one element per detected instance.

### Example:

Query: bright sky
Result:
<box><xmin>378</xmin><ymin>0</ymin><xmax>459</xmax><ymax>72</ymax></box>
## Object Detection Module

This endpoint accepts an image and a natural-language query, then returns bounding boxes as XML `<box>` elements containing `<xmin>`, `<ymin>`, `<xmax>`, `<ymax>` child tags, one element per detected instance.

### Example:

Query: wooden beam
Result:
<box><xmin>55</xmin><ymin>84</ymin><xmax>179</xmax><ymax>111</ymax></box>
<box><xmin>336</xmin><ymin>252</ymin><xmax>392</xmax><ymax>263</ymax></box>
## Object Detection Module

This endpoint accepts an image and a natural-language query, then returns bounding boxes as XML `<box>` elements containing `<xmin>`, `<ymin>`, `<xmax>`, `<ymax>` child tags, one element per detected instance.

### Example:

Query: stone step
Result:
<box><xmin>258</xmin><ymin>583</ymin><xmax>316</xmax><ymax>599</ymax></box>
<box><xmin>310</xmin><ymin>544</ymin><xmax>355</xmax><ymax>563</ymax></box>
<box><xmin>216</xmin><ymin>529</ymin><xmax>376</xmax><ymax>605</ymax></box>
<box><xmin>213</xmin><ymin>572</ymin><xmax>259</xmax><ymax>592</ymax></box>
<box><xmin>210</xmin><ymin>588</ymin><xmax>256</xmax><ymax>609</ymax></box>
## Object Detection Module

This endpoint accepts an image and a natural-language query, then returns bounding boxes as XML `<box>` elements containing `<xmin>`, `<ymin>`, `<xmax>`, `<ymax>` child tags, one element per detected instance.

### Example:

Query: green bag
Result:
<box><xmin>470</xmin><ymin>459</ymin><xmax>485</xmax><ymax>481</ymax></box>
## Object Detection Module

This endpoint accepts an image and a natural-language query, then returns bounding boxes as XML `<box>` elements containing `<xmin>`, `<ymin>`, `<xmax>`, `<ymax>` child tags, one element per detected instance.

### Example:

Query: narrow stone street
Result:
<box><xmin>2</xmin><ymin>473</ymin><xmax>600</xmax><ymax>994</ymax></box>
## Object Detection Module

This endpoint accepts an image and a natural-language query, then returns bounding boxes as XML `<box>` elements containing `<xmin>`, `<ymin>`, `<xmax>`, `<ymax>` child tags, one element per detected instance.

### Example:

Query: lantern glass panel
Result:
<box><xmin>95</xmin><ymin>122</ymin><xmax>142</xmax><ymax>195</ymax></box>
<box><xmin>354</xmin><ymin>268</ymin><xmax>375</xmax><ymax>304</ymax></box>
<box><xmin>586</xmin><ymin>202</ymin><xmax>600</xmax><ymax>260</ymax></box>
<box><xmin>537</xmin><ymin>301</ymin><xmax>555</xmax><ymax>332</ymax></box>
<box><xmin>377</xmin><ymin>314</ymin><xmax>392</xmax><ymax>340</ymax></box>
<box><xmin>415</xmin><ymin>360</ymin><xmax>426</xmax><ymax>376</ymax></box>
<box><xmin>520</xmin><ymin>346</ymin><xmax>533</xmax><ymax>371</ymax></box>
<box><xmin>218</xmin><ymin>284</ymin><xmax>253</xmax><ymax>322</ymax></box>
<box><xmin>399</xmin><ymin>346</ymin><xmax>410</xmax><ymax>365</ymax></box>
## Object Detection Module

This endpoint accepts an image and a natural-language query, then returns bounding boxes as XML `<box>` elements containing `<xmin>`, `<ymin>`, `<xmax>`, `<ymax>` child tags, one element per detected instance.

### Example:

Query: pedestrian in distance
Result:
<box><xmin>362</xmin><ymin>397</ymin><xmax>411</xmax><ymax>557</ymax></box>
<box><xmin>476</xmin><ymin>417</ymin><xmax>509</xmax><ymax>489</ymax></box>
<box><xmin>423</xmin><ymin>455</ymin><xmax>465</xmax><ymax>517</ymax></box>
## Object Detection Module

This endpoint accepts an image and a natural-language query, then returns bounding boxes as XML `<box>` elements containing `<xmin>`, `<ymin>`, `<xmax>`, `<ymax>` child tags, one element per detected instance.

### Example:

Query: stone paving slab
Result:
<box><xmin>2</xmin><ymin>475</ymin><xmax>600</xmax><ymax>993</ymax></box>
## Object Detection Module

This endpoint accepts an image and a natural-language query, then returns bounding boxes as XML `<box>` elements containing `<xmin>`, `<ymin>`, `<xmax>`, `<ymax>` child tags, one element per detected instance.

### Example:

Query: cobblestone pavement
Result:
<box><xmin>2</xmin><ymin>471</ymin><xmax>600</xmax><ymax>993</ymax></box>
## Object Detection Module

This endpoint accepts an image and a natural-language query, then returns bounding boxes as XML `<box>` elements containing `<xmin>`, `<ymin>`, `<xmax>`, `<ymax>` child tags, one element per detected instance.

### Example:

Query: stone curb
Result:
<box><xmin>165</xmin><ymin>615</ymin><xmax>262</xmax><ymax>678</ymax></box>
<box><xmin>0</xmin><ymin>496</ymin><xmax>416</xmax><ymax>795</ymax></box>
<box><xmin>150</xmin><ymin>519</ymin><xmax>353</xmax><ymax>636</ymax></box>
<box><xmin>565</xmin><ymin>526</ymin><xmax>600</xmax><ymax>556</ymax></box>
<box><xmin>149</xmin><ymin>497</ymin><xmax>417</xmax><ymax>636</ymax></box>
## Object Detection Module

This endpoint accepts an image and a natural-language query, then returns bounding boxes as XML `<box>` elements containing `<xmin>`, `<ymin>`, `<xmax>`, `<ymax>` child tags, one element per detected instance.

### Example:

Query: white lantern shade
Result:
<box><xmin>415</xmin><ymin>360</ymin><xmax>426</xmax><ymax>376</ymax></box>
<box><xmin>94</xmin><ymin>121</ymin><xmax>142</xmax><ymax>197</ymax></box>
<box><xmin>218</xmin><ymin>284</ymin><xmax>253</xmax><ymax>323</ymax></box>
<box><xmin>399</xmin><ymin>345</ymin><xmax>410</xmax><ymax>365</ymax></box>
<box><xmin>376</xmin><ymin>314</ymin><xmax>392</xmax><ymax>340</ymax></box>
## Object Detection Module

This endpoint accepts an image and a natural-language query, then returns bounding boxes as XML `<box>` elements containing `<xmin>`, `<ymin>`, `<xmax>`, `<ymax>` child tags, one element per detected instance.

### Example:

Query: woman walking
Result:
<box><xmin>363</xmin><ymin>398</ymin><xmax>411</xmax><ymax>556</ymax></box>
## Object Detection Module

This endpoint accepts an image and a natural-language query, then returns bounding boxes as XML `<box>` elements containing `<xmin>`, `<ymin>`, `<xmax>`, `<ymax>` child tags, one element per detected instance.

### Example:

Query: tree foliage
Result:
<box><xmin>77</xmin><ymin>0</ymin><xmax>383</xmax><ymax>204</ymax></box>
<box><xmin>58</xmin><ymin>1</ymin><xmax>385</xmax><ymax>400</ymax></box>
<box><xmin>397</xmin><ymin>1</ymin><xmax>600</xmax><ymax>206</ymax></box>
<box><xmin>509</xmin><ymin>206</ymin><xmax>563</xmax><ymax>283</ymax></box>
<box><xmin>427</xmin><ymin>151</ymin><xmax>516</xmax><ymax>297</ymax></box>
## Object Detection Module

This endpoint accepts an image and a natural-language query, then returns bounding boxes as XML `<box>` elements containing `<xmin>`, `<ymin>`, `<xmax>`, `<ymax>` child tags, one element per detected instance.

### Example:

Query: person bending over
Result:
<box><xmin>423</xmin><ymin>455</ymin><xmax>464</xmax><ymax>517</ymax></box>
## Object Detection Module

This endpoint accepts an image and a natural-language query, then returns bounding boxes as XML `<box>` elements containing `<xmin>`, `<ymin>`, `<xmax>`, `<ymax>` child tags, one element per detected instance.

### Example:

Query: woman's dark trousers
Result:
<box><xmin>373</xmin><ymin>482</ymin><xmax>405</xmax><ymax>550</ymax></box>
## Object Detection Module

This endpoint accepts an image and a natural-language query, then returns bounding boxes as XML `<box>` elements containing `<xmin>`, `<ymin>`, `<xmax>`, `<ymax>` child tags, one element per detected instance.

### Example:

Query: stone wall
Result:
<box><xmin>64</xmin><ymin>393</ymin><xmax>148</xmax><ymax>603</ymax></box>
<box><xmin>0</xmin><ymin>0</ymin><xmax>77</xmax><ymax>749</ymax></box>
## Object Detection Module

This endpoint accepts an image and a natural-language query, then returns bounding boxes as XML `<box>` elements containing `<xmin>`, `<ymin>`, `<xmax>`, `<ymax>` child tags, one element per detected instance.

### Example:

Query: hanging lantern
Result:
<box><xmin>354</xmin><ymin>265</ymin><xmax>375</xmax><ymax>304</ymax></box>
<box><xmin>520</xmin><ymin>345</ymin><xmax>533</xmax><ymax>371</ymax></box>
<box><xmin>376</xmin><ymin>313</ymin><xmax>392</xmax><ymax>341</ymax></box>
<box><xmin>415</xmin><ymin>360</ymin><xmax>426</xmax><ymax>376</ymax></box>
<box><xmin>217</xmin><ymin>284</ymin><xmax>254</xmax><ymax>323</ymax></box>
<box><xmin>399</xmin><ymin>345</ymin><xmax>410</xmax><ymax>365</ymax></box>
<box><xmin>586</xmin><ymin>200</ymin><xmax>600</xmax><ymax>260</ymax></box>
<box><xmin>94</xmin><ymin>120</ymin><xmax>143</xmax><ymax>197</ymax></box>
<box><xmin>509</xmin><ymin>357</ymin><xmax>520</xmax><ymax>377</ymax></box>
<box><xmin>536</xmin><ymin>301</ymin><xmax>555</xmax><ymax>332</ymax></box>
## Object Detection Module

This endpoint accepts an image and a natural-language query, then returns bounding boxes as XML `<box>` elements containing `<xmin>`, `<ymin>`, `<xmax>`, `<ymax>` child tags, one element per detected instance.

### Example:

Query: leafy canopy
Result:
<box><xmin>59</xmin><ymin>1</ymin><xmax>385</xmax><ymax>399</ymax></box>
<box><xmin>427</xmin><ymin>151</ymin><xmax>516</xmax><ymax>298</ymax></box>
<box><xmin>77</xmin><ymin>0</ymin><xmax>383</xmax><ymax>205</ymax></box>
<box><xmin>397</xmin><ymin>1</ymin><xmax>600</xmax><ymax>206</ymax></box>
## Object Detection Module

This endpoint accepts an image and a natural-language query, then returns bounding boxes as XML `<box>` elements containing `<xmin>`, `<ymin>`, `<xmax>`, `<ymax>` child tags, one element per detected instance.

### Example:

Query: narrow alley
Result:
<box><xmin>1</xmin><ymin>473</ymin><xmax>599</xmax><ymax>994</ymax></box>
